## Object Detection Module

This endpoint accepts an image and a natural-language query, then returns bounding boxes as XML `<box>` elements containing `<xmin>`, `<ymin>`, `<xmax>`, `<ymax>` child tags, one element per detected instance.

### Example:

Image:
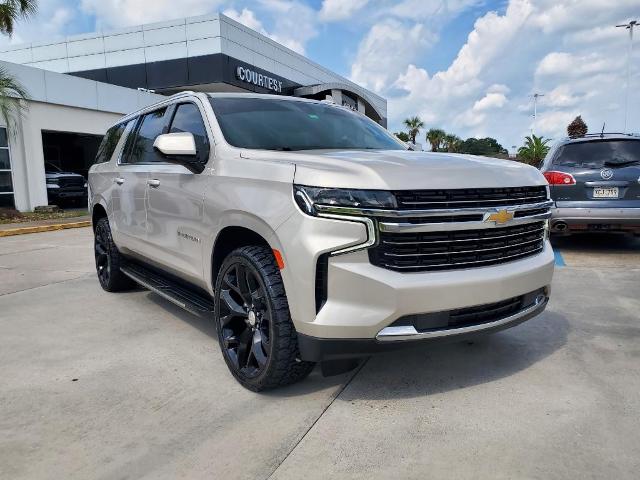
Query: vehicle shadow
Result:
<box><xmin>336</xmin><ymin>311</ymin><xmax>570</xmax><ymax>400</ymax></box>
<box><xmin>551</xmin><ymin>232</ymin><xmax>640</xmax><ymax>253</ymax></box>
<box><xmin>145</xmin><ymin>291</ymin><xmax>569</xmax><ymax>399</ymax></box>
<box><xmin>144</xmin><ymin>292</ymin><xmax>353</xmax><ymax>393</ymax></box>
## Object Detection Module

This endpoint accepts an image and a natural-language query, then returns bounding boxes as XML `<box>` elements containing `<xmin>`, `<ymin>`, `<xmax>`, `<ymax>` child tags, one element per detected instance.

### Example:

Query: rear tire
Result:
<box><xmin>94</xmin><ymin>217</ymin><xmax>135</xmax><ymax>292</ymax></box>
<box><xmin>214</xmin><ymin>245</ymin><xmax>315</xmax><ymax>391</ymax></box>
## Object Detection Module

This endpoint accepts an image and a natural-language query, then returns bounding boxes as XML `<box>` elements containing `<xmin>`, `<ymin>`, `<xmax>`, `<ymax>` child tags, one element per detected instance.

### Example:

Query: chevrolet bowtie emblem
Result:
<box><xmin>484</xmin><ymin>209</ymin><xmax>514</xmax><ymax>225</ymax></box>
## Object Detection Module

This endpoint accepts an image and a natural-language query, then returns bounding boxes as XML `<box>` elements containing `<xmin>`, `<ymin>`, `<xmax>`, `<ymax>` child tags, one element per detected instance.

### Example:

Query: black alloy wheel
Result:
<box><xmin>218</xmin><ymin>260</ymin><xmax>271</xmax><ymax>377</ymax></box>
<box><xmin>93</xmin><ymin>217</ymin><xmax>134</xmax><ymax>292</ymax></box>
<box><xmin>94</xmin><ymin>221</ymin><xmax>111</xmax><ymax>286</ymax></box>
<box><xmin>214</xmin><ymin>246</ymin><xmax>315</xmax><ymax>391</ymax></box>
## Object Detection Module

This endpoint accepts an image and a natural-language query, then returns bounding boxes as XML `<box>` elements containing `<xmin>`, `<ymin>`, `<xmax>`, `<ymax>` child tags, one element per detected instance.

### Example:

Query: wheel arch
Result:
<box><xmin>91</xmin><ymin>202</ymin><xmax>108</xmax><ymax>231</ymax></box>
<box><xmin>210</xmin><ymin>225</ymin><xmax>274</xmax><ymax>289</ymax></box>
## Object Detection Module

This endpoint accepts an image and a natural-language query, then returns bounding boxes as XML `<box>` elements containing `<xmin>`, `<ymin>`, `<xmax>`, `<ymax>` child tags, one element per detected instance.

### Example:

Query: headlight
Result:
<box><xmin>294</xmin><ymin>185</ymin><xmax>396</xmax><ymax>215</ymax></box>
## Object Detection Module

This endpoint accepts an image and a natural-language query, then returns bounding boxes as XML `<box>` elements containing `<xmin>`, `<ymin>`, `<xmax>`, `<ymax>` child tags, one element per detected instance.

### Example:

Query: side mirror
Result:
<box><xmin>153</xmin><ymin>132</ymin><xmax>196</xmax><ymax>156</ymax></box>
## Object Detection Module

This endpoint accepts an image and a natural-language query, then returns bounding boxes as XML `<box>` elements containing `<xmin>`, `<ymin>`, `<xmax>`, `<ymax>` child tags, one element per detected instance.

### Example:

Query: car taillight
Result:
<box><xmin>543</xmin><ymin>171</ymin><xmax>576</xmax><ymax>185</ymax></box>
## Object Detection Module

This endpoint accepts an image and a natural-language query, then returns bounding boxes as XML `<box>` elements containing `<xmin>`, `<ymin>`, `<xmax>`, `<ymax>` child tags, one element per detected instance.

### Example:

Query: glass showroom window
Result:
<box><xmin>0</xmin><ymin>127</ymin><xmax>15</xmax><ymax>208</ymax></box>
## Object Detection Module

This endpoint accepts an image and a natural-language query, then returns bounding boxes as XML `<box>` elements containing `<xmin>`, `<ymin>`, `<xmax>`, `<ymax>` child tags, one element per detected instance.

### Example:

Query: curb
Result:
<box><xmin>0</xmin><ymin>221</ymin><xmax>91</xmax><ymax>237</ymax></box>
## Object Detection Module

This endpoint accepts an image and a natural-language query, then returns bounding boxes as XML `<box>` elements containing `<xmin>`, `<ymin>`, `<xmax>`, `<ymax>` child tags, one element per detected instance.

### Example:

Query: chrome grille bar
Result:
<box><xmin>315</xmin><ymin>200</ymin><xmax>554</xmax><ymax>219</ymax></box>
<box><xmin>379</xmin><ymin>213</ymin><xmax>550</xmax><ymax>233</ymax></box>
<box><xmin>381</xmin><ymin>226</ymin><xmax>545</xmax><ymax>245</ymax></box>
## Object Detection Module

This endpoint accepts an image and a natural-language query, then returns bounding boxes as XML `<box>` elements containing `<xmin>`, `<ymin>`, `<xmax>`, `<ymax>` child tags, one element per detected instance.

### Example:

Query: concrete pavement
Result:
<box><xmin>1</xmin><ymin>228</ymin><xmax>639</xmax><ymax>479</ymax></box>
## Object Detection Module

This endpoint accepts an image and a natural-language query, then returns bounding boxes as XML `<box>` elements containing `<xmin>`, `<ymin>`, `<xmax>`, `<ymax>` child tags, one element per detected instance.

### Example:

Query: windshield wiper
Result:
<box><xmin>604</xmin><ymin>159</ymin><xmax>640</xmax><ymax>167</ymax></box>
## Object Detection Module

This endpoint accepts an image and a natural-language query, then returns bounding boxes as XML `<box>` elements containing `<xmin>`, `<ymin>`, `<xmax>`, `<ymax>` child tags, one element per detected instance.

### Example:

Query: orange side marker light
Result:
<box><xmin>273</xmin><ymin>249</ymin><xmax>285</xmax><ymax>270</ymax></box>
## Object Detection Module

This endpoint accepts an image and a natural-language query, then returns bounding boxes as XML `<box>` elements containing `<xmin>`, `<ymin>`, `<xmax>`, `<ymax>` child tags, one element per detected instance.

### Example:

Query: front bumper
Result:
<box><xmin>298</xmin><ymin>291</ymin><xmax>548</xmax><ymax>362</ymax></box>
<box><xmin>551</xmin><ymin>206</ymin><xmax>640</xmax><ymax>232</ymax></box>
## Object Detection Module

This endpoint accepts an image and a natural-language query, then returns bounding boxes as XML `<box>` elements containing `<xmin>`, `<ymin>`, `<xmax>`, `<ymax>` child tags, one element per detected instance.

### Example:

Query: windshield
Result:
<box><xmin>553</xmin><ymin>139</ymin><xmax>640</xmax><ymax>168</ymax></box>
<box><xmin>209</xmin><ymin>97</ymin><xmax>404</xmax><ymax>151</ymax></box>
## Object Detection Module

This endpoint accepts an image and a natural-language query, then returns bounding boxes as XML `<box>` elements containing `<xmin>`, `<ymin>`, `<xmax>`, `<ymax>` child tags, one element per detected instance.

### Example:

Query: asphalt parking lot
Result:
<box><xmin>1</xmin><ymin>228</ymin><xmax>639</xmax><ymax>480</ymax></box>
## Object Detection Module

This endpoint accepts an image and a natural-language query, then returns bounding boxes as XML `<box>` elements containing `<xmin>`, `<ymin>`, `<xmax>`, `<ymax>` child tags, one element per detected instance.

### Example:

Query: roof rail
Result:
<box><xmin>168</xmin><ymin>90</ymin><xmax>196</xmax><ymax>97</ymax></box>
<box><xmin>567</xmin><ymin>132</ymin><xmax>638</xmax><ymax>139</ymax></box>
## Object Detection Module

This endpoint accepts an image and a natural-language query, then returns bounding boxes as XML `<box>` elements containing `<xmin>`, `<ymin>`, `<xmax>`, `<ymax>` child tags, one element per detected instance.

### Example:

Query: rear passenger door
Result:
<box><xmin>144</xmin><ymin>101</ymin><xmax>211</xmax><ymax>285</ymax></box>
<box><xmin>111</xmin><ymin>107</ymin><xmax>168</xmax><ymax>255</ymax></box>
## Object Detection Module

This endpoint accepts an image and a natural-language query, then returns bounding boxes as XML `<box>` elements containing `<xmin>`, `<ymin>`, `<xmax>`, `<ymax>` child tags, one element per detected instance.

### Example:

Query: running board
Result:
<box><xmin>120</xmin><ymin>263</ymin><xmax>215</xmax><ymax>317</ymax></box>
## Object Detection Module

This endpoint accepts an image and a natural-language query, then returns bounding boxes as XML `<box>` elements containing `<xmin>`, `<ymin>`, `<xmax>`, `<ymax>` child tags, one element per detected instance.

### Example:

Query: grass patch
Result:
<box><xmin>0</xmin><ymin>208</ymin><xmax>89</xmax><ymax>225</ymax></box>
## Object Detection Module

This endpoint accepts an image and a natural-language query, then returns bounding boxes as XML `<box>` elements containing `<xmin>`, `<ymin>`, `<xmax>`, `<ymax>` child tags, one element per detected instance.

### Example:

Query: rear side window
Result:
<box><xmin>95</xmin><ymin>123</ymin><xmax>127</xmax><ymax>164</ymax></box>
<box><xmin>553</xmin><ymin>140</ymin><xmax>640</xmax><ymax>168</ymax></box>
<box><xmin>169</xmin><ymin>103</ymin><xmax>210</xmax><ymax>165</ymax></box>
<box><xmin>124</xmin><ymin>108</ymin><xmax>167</xmax><ymax>164</ymax></box>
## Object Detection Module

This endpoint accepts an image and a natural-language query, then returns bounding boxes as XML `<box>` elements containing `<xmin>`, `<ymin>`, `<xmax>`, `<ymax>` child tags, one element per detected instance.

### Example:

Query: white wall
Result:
<box><xmin>7</xmin><ymin>101</ymin><xmax>124</xmax><ymax>211</ymax></box>
<box><xmin>0</xmin><ymin>61</ymin><xmax>163</xmax><ymax>212</ymax></box>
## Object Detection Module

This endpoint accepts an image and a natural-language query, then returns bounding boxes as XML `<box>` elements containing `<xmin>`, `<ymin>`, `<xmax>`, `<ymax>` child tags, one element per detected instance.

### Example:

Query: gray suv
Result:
<box><xmin>541</xmin><ymin>134</ymin><xmax>640</xmax><ymax>235</ymax></box>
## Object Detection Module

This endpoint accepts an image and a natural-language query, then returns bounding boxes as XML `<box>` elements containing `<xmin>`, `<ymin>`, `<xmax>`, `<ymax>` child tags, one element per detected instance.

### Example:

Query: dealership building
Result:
<box><xmin>0</xmin><ymin>12</ymin><xmax>387</xmax><ymax>211</ymax></box>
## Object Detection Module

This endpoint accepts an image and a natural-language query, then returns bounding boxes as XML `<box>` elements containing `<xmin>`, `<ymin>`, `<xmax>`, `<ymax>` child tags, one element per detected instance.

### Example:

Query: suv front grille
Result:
<box><xmin>392</xmin><ymin>186</ymin><xmax>548</xmax><ymax>210</ymax></box>
<box><xmin>369</xmin><ymin>221</ymin><xmax>546</xmax><ymax>272</ymax></box>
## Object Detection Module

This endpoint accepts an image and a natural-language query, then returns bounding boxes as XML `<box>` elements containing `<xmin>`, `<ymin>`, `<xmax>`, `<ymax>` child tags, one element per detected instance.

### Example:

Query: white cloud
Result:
<box><xmin>319</xmin><ymin>0</ymin><xmax>370</xmax><ymax>22</ymax></box>
<box><xmin>80</xmin><ymin>0</ymin><xmax>223</xmax><ymax>28</ymax></box>
<box><xmin>351</xmin><ymin>20</ymin><xmax>434</xmax><ymax>93</ymax></box>
<box><xmin>473</xmin><ymin>92</ymin><xmax>508</xmax><ymax>111</ymax></box>
<box><xmin>223</xmin><ymin>7</ymin><xmax>264</xmax><ymax>32</ymax></box>
<box><xmin>381</xmin><ymin>0</ymin><xmax>640</xmax><ymax>148</ymax></box>
<box><xmin>535</xmin><ymin>52</ymin><xmax>621</xmax><ymax>78</ymax></box>
<box><xmin>253</xmin><ymin>0</ymin><xmax>318</xmax><ymax>54</ymax></box>
<box><xmin>389</xmin><ymin>0</ymin><xmax>482</xmax><ymax>19</ymax></box>
<box><xmin>0</xmin><ymin>1</ymin><xmax>75</xmax><ymax>45</ymax></box>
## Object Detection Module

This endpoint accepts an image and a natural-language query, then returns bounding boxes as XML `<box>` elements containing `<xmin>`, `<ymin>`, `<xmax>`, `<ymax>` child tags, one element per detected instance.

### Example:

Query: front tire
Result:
<box><xmin>214</xmin><ymin>246</ymin><xmax>315</xmax><ymax>391</ymax></box>
<box><xmin>94</xmin><ymin>217</ymin><xmax>135</xmax><ymax>292</ymax></box>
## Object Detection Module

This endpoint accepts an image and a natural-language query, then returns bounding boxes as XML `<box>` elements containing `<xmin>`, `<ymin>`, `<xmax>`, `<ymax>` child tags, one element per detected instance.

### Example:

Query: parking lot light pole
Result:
<box><xmin>616</xmin><ymin>20</ymin><xmax>637</xmax><ymax>133</ymax></box>
<box><xmin>531</xmin><ymin>93</ymin><xmax>544</xmax><ymax>135</ymax></box>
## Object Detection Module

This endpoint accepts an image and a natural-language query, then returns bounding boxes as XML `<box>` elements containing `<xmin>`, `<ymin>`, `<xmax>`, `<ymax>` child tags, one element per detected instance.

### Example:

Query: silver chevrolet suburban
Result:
<box><xmin>89</xmin><ymin>92</ymin><xmax>554</xmax><ymax>391</ymax></box>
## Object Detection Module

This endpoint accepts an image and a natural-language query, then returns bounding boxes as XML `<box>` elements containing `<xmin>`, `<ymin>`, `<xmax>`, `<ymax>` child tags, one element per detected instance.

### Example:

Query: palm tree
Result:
<box><xmin>403</xmin><ymin>116</ymin><xmax>424</xmax><ymax>144</ymax></box>
<box><xmin>394</xmin><ymin>131</ymin><xmax>410</xmax><ymax>143</ymax></box>
<box><xmin>443</xmin><ymin>133</ymin><xmax>462</xmax><ymax>153</ymax></box>
<box><xmin>0</xmin><ymin>1</ymin><xmax>36</xmax><ymax>135</ymax></box>
<box><xmin>517</xmin><ymin>134</ymin><xmax>551</xmax><ymax>166</ymax></box>
<box><xmin>426</xmin><ymin>128</ymin><xmax>446</xmax><ymax>152</ymax></box>
<box><xmin>0</xmin><ymin>0</ymin><xmax>36</xmax><ymax>35</ymax></box>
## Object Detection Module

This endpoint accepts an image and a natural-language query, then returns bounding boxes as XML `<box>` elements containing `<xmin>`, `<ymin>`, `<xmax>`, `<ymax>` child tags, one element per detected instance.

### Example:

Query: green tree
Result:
<box><xmin>426</xmin><ymin>128</ymin><xmax>446</xmax><ymax>152</ymax></box>
<box><xmin>517</xmin><ymin>134</ymin><xmax>551</xmax><ymax>166</ymax></box>
<box><xmin>443</xmin><ymin>133</ymin><xmax>462</xmax><ymax>153</ymax></box>
<box><xmin>0</xmin><ymin>1</ymin><xmax>35</xmax><ymax>135</ymax></box>
<box><xmin>403</xmin><ymin>116</ymin><xmax>424</xmax><ymax>144</ymax></box>
<box><xmin>458</xmin><ymin>137</ymin><xmax>508</xmax><ymax>156</ymax></box>
<box><xmin>567</xmin><ymin>115</ymin><xmax>587</xmax><ymax>138</ymax></box>
<box><xmin>394</xmin><ymin>131</ymin><xmax>410</xmax><ymax>143</ymax></box>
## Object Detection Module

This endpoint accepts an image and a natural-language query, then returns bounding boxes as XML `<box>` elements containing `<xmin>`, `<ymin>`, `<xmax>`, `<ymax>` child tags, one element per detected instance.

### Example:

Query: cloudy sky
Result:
<box><xmin>2</xmin><ymin>0</ymin><xmax>639</xmax><ymax>150</ymax></box>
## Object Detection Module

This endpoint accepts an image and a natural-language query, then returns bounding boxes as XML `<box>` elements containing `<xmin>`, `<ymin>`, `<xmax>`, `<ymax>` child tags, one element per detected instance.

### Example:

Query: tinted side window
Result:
<box><xmin>169</xmin><ymin>103</ymin><xmax>210</xmax><ymax>164</ymax></box>
<box><xmin>95</xmin><ymin>122</ymin><xmax>127</xmax><ymax>164</ymax></box>
<box><xmin>125</xmin><ymin>108</ymin><xmax>167</xmax><ymax>164</ymax></box>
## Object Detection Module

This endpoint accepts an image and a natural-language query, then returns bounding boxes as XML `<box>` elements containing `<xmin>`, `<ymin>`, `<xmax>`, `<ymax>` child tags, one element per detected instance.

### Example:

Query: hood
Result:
<box><xmin>243</xmin><ymin>149</ymin><xmax>547</xmax><ymax>190</ymax></box>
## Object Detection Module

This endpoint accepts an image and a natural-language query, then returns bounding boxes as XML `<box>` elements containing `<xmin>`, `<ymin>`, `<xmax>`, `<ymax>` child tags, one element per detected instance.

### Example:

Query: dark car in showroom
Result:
<box><xmin>45</xmin><ymin>162</ymin><xmax>88</xmax><ymax>206</ymax></box>
<box><xmin>540</xmin><ymin>133</ymin><xmax>640</xmax><ymax>235</ymax></box>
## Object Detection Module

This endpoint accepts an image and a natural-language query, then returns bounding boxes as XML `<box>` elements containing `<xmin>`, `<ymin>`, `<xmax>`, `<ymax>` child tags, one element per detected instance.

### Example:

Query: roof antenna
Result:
<box><xmin>600</xmin><ymin>123</ymin><xmax>605</xmax><ymax>138</ymax></box>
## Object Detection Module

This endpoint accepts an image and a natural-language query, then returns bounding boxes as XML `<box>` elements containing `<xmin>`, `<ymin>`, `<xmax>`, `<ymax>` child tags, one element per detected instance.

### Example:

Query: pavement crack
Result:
<box><xmin>0</xmin><ymin>273</ymin><xmax>92</xmax><ymax>297</ymax></box>
<box><xmin>265</xmin><ymin>357</ymin><xmax>370</xmax><ymax>480</ymax></box>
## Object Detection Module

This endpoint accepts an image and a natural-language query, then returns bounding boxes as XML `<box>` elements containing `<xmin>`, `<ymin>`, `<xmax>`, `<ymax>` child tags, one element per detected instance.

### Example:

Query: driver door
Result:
<box><xmin>144</xmin><ymin>101</ymin><xmax>211</xmax><ymax>284</ymax></box>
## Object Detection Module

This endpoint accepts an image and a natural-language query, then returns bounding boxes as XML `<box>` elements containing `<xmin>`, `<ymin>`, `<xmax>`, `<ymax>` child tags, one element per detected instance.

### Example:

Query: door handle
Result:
<box><xmin>147</xmin><ymin>179</ymin><xmax>161</xmax><ymax>188</ymax></box>
<box><xmin>114</xmin><ymin>177</ymin><xmax>124</xmax><ymax>185</ymax></box>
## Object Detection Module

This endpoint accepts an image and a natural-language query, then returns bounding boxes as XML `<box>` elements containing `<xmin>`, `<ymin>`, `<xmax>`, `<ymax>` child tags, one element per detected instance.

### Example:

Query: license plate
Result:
<box><xmin>593</xmin><ymin>187</ymin><xmax>618</xmax><ymax>198</ymax></box>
